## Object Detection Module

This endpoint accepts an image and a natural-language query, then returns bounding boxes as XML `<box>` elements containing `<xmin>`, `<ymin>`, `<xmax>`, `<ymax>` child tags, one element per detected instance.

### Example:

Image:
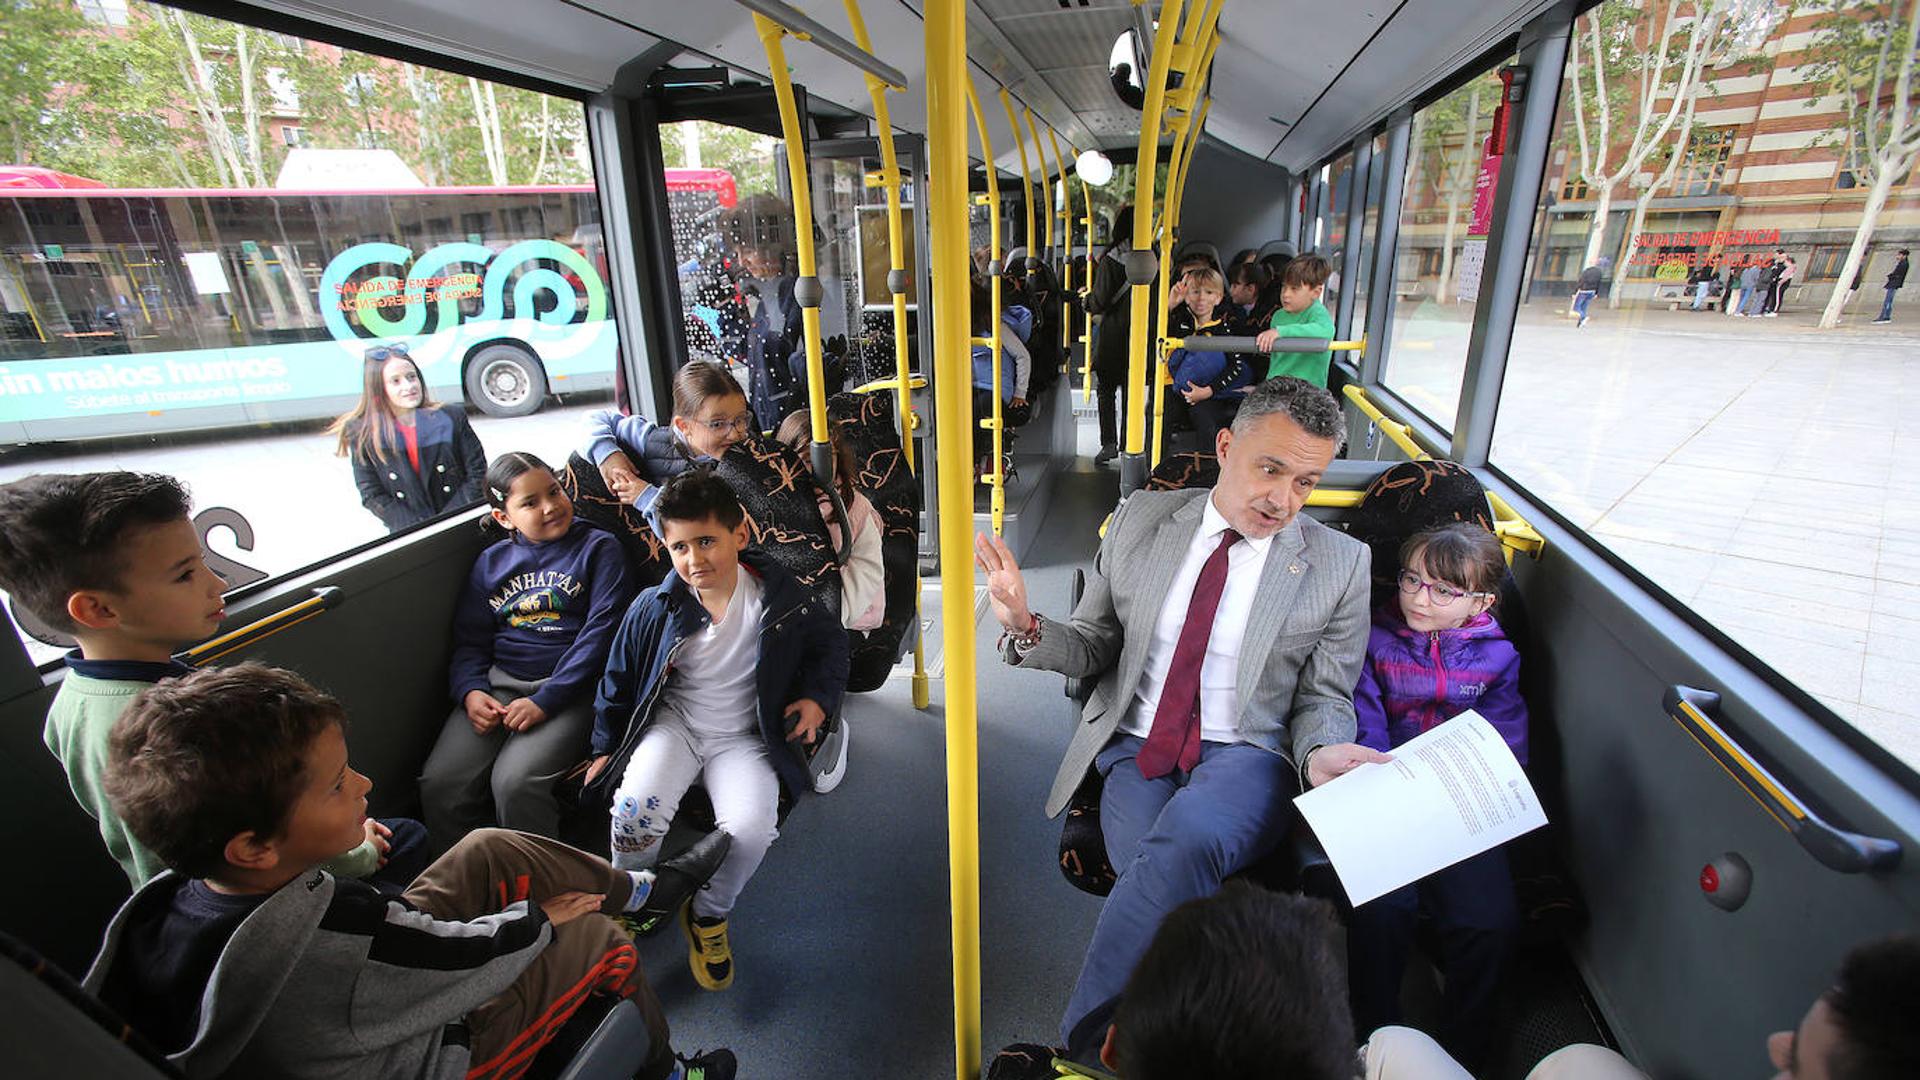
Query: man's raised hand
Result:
<box><xmin>973</xmin><ymin>531</ymin><xmax>1033</xmax><ymax>633</ymax></box>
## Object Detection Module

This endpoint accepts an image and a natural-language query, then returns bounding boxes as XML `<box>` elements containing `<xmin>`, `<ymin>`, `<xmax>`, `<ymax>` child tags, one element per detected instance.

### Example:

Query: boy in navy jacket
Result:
<box><xmin>585</xmin><ymin>470</ymin><xmax>849</xmax><ymax>991</ymax></box>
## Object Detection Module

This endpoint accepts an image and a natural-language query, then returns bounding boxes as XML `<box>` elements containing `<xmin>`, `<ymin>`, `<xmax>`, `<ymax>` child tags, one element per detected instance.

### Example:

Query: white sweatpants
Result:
<box><xmin>608</xmin><ymin>707</ymin><xmax>780</xmax><ymax>919</ymax></box>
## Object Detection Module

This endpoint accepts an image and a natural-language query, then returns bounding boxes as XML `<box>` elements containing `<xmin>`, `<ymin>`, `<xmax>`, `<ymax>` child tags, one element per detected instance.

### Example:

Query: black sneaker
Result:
<box><xmin>986</xmin><ymin>1042</ymin><xmax>1067</xmax><ymax>1080</ymax></box>
<box><xmin>1093</xmin><ymin>444</ymin><xmax>1118</xmax><ymax>465</ymax></box>
<box><xmin>624</xmin><ymin>829</ymin><xmax>731</xmax><ymax>937</ymax></box>
<box><xmin>677</xmin><ymin>1047</ymin><xmax>737</xmax><ymax>1080</ymax></box>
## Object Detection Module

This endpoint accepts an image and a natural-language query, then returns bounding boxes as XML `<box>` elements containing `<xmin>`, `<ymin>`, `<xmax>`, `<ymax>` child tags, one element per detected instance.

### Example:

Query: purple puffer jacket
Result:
<box><xmin>1354</xmin><ymin>603</ymin><xmax>1529</xmax><ymax>764</ymax></box>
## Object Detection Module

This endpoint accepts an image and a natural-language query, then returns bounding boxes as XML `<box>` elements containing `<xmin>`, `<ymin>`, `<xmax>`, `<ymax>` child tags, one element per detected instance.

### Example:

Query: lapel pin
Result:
<box><xmin>1288</xmin><ymin>563</ymin><xmax>1302</xmax><ymax>574</ymax></box>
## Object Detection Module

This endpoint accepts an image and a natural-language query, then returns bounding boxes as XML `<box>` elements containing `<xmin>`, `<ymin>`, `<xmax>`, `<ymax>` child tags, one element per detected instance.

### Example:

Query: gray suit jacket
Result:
<box><xmin>1012</xmin><ymin>488</ymin><xmax>1371</xmax><ymax>817</ymax></box>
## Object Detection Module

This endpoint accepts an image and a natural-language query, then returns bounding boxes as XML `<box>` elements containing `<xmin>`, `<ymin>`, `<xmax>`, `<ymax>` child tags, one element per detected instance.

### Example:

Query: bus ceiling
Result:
<box><xmin>201</xmin><ymin>0</ymin><xmax>1550</xmax><ymax>175</ymax></box>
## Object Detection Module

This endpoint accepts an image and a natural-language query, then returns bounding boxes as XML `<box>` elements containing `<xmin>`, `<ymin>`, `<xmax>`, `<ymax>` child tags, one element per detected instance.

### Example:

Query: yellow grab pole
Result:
<box><xmin>966</xmin><ymin>82</ymin><xmax>1007</xmax><ymax>536</ymax></box>
<box><xmin>1022</xmin><ymin>108</ymin><xmax>1053</xmax><ymax>265</ymax></box>
<box><xmin>1149</xmin><ymin>109</ymin><xmax>1195</xmax><ymax>468</ymax></box>
<box><xmin>1068</xmin><ymin>141</ymin><xmax>1097</xmax><ymax>405</ymax></box>
<box><xmin>926</xmin><ymin>0</ymin><xmax>981</xmax><ymax>1074</ymax></box>
<box><xmin>999</xmin><ymin>90</ymin><xmax>1036</xmax><ymax>265</ymax></box>
<box><xmin>1045</xmin><ymin>125</ymin><xmax>1073</xmax><ymax>354</ymax></box>
<box><xmin>754</xmin><ymin>15</ymin><xmax>831</xmax><ymax>451</ymax></box>
<box><xmin>1124</xmin><ymin>0</ymin><xmax>1188</xmax><ymax>483</ymax></box>
<box><xmin>844</xmin><ymin>0</ymin><xmax>930</xmax><ymax>711</ymax></box>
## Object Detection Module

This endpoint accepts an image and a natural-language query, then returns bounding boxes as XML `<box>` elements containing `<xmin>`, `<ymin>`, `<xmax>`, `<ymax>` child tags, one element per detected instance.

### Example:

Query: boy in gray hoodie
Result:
<box><xmin>83</xmin><ymin>663</ymin><xmax>734</xmax><ymax>1080</ymax></box>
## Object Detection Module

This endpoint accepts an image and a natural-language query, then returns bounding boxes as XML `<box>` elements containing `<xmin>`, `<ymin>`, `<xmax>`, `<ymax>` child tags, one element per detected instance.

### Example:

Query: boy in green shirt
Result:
<box><xmin>1255</xmin><ymin>253</ymin><xmax>1336</xmax><ymax>386</ymax></box>
<box><xmin>0</xmin><ymin>471</ymin><xmax>424</xmax><ymax>889</ymax></box>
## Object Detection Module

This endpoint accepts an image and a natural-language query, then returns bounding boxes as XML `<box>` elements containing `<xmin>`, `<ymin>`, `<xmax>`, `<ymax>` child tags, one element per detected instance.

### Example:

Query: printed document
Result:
<box><xmin>1293</xmin><ymin>710</ymin><xmax>1546</xmax><ymax>905</ymax></box>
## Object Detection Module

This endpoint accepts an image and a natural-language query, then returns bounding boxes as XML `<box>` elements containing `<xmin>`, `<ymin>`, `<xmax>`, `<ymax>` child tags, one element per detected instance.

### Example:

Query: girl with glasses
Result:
<box><xmin>330</xmin><ymin>343</ymin><xmax>488</xmax><ymax>533</ymax></box>
<box><xmin>1347</xmin><ymin>522</ymin><xmax>1529</xmax><ymax>1073</ymax></box>
<box><xmin>576</xmin><ymin>360</ymin><xmax>754</xmax><ymax>554</ymax></box>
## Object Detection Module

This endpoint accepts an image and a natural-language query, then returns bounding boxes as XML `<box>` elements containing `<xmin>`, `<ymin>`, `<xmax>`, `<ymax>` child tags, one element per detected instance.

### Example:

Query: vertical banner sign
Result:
<box><xmin>1454</xmin><ymin>68</ymin><xmax>1516</xmax><ymax>305</ymax></box>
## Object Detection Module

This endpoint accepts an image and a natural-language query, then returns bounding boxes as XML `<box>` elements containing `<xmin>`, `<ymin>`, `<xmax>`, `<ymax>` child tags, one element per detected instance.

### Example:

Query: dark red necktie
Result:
<box><xmin>1136</xmin><ymin>527</ymin><xmax>1241</xmax><ymax>779</ymax></box>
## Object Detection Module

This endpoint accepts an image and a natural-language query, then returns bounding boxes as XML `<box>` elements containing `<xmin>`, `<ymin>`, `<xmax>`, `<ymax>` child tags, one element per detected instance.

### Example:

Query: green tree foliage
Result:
<box><xmin>5</xmin><ymin>0</ymin><xmax>592</xmax><ymax>188</ymax></box>
<box><xmin>659</xmin><ymin>121</ymin><xmax>779</xmax><ymax>198</ymax></box>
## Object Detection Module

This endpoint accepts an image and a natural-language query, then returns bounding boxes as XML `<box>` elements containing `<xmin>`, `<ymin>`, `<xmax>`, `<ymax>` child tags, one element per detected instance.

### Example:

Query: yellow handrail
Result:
<box><xmin>1045</xmin><ymin>125</ymin><xmax>1073</xmax><ymax>356</ymax></box>
<box><xmin>753</xmin><ymin>14</ymin><xmax>831</xmax><ymax>453</ymax></box>
<box><xmin>1068</xmin><ymin>141</ymin><xmax>1097</xmax><ymax>406</ymax></box>
<box><xmin>1000</xmin><ymin>90</ymin><xmax>1035</xmax><ymax>265</ymax></box>
<box><xmin>1124</xmin><ymin>0</ymin><xmax>1188</xmax><ymax>466</ymax></box>
<box><xmin>843</xmin><ymin>0</ymin><xmax>930</xmax><ymax>710</ymax></box>
<box><xmin>1339</xmin><ymin>384</ymin><xmax>1545</xmax><ymax>560</ymax></box>
<box><xmin>1149</xmin><ymin>106</ymin><xmax>1196</xmax><ymax>468</ymax></box>
<box><xmin>967</xmin><ymin>83</ymin><xmax>1007</xmax><ymax>536</ymax></box>
<box><xmin>926</xmin><ymin>2</ymin><xmax>982</xmax><ymax>1074</ymax></box>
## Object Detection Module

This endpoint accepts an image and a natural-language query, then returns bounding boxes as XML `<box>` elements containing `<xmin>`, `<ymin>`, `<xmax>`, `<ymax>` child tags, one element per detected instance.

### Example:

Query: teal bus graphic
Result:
<box><xmin>0</xmin><ymin>184</ymin><xmax>630</xmax><ymax>444</ymax></box>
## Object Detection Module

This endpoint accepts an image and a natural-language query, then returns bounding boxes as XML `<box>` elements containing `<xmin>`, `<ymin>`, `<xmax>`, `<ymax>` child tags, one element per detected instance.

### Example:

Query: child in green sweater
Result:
<box><xmin>0</xmin><ymin>471</ymin><xmax>426</xmax><ymax>889</ymax></box>
<box><xmin>1255</xmin><ymin>253</ymin><xmax>1336</xmax><ymax>386</ymax></box>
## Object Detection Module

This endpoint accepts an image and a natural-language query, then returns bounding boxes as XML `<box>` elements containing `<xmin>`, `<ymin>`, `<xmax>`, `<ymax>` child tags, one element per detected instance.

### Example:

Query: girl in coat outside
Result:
<box><xmin>332</xmin><ymin>343</ymin><xmax>487</xmax><ymax>533</ymax></box>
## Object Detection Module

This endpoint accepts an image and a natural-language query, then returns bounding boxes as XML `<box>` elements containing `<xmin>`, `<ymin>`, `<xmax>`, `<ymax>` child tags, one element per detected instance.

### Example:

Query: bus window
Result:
<box><xmin>1381</xmin><ymin>61</ymin><xmax>1514</xmax><ymax>431</ymax></box>
<box><xmin>1491</xmin><ymin>0</ymin><xmax>1918</xmax><ymax>767</ymax></box>
<box><xmin>1351</xmin><ymin>133</ymin><xmax>1388</xmax><ymax>344</ymax></box>
<box><xmin>0</xmin><ymin>1</ymin><xmax>621</xmax><ymax>666</ymax></box>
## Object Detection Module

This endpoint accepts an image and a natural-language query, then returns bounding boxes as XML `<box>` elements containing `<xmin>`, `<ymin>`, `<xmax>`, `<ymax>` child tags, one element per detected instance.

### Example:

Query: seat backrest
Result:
<box><xmin>0</xmin><ymin>931</ymin><xmax>182</xmax><ymax>1080</ymax></box>
<box><xmin>827</xmin><ymin>391</ymin><xmax>922</xmax><ymax>692</ymax></box>
<box><xmin>1347</xmin><ymin>459</ymin><xmax>1496</xmax><ymax>607</ymax></box>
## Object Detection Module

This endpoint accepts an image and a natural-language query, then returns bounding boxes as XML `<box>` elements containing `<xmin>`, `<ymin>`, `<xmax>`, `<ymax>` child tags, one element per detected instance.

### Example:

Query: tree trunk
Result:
<box><xmin>1582</xmin><ymin>182</ymin><xmax>1615</xmax><ymax>275</ymax></box>
<box><xmin>169</xmin><ymin>11</ymin><xmax>248</xmax><ymax>187</ymax></box>
<box><xmin>530</xmin><ymin>95</ymin><xmax>551</xmax><ymax>185</ymax></box>
<box><xmin>235</xmin><ymin>28</ymin><xmax>267</xmax><ymax>187</ymax></box>
<box><xmin>1434</xmin><ymin>84</ymin><xmax>1483</xmax><ymax>304</ymax></box>
<box><xmin>684</xmin><ymin>122</ymin><xmax>703</xmax><ymax>168</ymax></box>
<box><xmin>1819</xmin><ymin>169</ymin><xmax>1897</xmax><ymax>328</ymax></box>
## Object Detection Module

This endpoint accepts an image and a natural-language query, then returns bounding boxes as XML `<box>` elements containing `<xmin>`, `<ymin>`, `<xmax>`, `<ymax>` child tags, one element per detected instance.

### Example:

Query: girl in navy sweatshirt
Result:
<box><xmin>420</xmin><ymin>452</ymin><xmax>635</xmax><ymax>843</ymax></box>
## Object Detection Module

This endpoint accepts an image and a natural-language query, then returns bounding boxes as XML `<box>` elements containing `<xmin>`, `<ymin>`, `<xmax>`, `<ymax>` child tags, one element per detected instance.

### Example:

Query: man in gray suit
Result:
<box><xmin>976</xmin><ymin>376</ymin><xmax>1387</xmax><ymax>1062</ymax></box>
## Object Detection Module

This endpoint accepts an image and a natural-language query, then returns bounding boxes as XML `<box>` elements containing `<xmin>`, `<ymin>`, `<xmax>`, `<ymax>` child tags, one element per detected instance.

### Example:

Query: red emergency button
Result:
<box><xmin>1699</xmin><ymin>865</ymin><xmax>1720</xmax><ymax>893</ymax></box>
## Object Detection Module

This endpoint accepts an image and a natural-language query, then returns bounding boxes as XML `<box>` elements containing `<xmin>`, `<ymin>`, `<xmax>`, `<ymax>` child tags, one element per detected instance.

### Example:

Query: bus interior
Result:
<box><xmin>2</xmin><ymin>0</ymin><xmax>1917</xmax><ymax>1078</ymax></box>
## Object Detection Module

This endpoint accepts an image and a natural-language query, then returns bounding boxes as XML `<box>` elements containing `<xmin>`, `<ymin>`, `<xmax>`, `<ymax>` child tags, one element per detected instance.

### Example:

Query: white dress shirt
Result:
<box><xmin>1118</xmin><ymin>495</ymin><xmax>1275</xmax><ymax>745</ymax></box>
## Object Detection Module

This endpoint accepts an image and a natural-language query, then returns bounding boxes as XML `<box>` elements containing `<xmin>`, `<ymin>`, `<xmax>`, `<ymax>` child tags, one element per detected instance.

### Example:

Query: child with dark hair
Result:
<box><xmin>1255</xmin><ymin>254</ymin><xmax>1337</xmax><ymax>387</ymax></box>
<box><xmin>0</xmin><ymin>472</ymin><xmax>421</xmax><ymax>890</ymax></box>
<box><xmin>86</xmin><ymin>663</ymin><xmax>734</xmax><ymax>1080</ymax></box>
<box><xmin>774</xmin><ymin>411</ymin><xmax>886</xmax><ymax>631</ymax></box>
<box><xmin>419</xmin><ymin>453</ymin><xmax>635</xmax><ymax>844</ymax></box>
<box><xmin>971</xmin><ymin>279</ymin><xmax>1036</xmax><ymax>475</ymax></box>
<box><xmin>584</xmin><ymin>470</ymin><xmax>849</xmax><ymax>990</ymax></box>
<box><xmin>1349</xmin><ymin>522</ymin><xmax>1528</xmax><ymax>1071</ymax></box>
<box><xmin>583</xmin><ymin>359</ymin><xmax>754</xmax><ymax>536</ymax></box>
<box><xmin>1226</xmin><ymin>261</ymin><xmax>1270</xmax><ymax>325</ymax></box>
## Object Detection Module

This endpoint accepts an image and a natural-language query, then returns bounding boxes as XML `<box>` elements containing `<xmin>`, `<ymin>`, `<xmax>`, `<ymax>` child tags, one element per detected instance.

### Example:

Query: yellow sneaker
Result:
<box><xmin>680</xmin><ymin>904</ymin><xmax>734</xmax><ymax>991</ymax></box>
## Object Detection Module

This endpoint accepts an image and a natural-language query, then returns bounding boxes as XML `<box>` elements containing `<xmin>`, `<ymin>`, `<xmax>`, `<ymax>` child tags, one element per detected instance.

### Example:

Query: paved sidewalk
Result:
<box><xmin>1384</xmin><ymin>298</ymin><xmax>1920</xmax><ymax>768</ymax></box>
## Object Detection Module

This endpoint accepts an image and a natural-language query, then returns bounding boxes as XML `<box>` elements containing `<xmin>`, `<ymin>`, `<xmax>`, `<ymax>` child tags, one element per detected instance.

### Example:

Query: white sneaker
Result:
<box><xmin>810</xmin><ymin>718</ymin><xmax>850</xmax><ymax>793</ymax></box>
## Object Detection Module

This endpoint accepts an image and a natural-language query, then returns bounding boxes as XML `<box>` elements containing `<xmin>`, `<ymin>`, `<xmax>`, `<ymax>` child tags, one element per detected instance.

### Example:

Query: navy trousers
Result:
<box><xmin>1347</xmin><ymin>845</ymin><xmax>1518</xmax><ymax>1072</ymax></box>
<box><xmin>1061</xmin><ymin>735</ymin><xmax>1298</xmax><ymax>1060</ymax></box>
<box><xmin>364</xmin><ymin>816</ymin><xmax>433</xmax><ymax>896</ymax></box>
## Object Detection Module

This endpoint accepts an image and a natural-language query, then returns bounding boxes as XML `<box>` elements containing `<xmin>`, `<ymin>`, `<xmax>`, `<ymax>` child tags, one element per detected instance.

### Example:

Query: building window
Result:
<box><xmin>1561</xmin><ymin>175</ymin><xmax>1592</xmax><ymax>200</ymax></box>
<box><xmin>281</xmin><ymin>126</ymin><xmax>304</xmax><ymax>147</ymax></box>
<box><xmin>1806</xmin><ymin>245</ymin><xmax>1853</xmax><ymax>282</ymax></box>
<box><xmin>1673</xmin><ymin>128</ymin><xmax>1733</xmax><ymax>197</ymax></box>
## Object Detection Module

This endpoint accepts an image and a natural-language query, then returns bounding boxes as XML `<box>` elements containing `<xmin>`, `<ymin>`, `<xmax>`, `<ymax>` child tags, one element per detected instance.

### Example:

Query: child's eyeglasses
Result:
<box><xmin>1397</xmin><ymin>571</ymin><xmax>1491</xmax><ymax>607</ymax></box>
<box><xmin>697</xmin><ymin>413</ymin><xmax>756</xmax><ymax>436</ymax></box>
<box><xmin>364</xmin><ymin>342</ymin><xmax>412</xmax><ymax>362</ymax></box>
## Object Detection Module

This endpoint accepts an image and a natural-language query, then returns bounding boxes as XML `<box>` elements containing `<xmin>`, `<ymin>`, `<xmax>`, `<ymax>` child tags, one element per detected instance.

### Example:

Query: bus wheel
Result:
<box><xmin>465</xmin><ymin>344</ymin><xmax>547</xmax><ymax>418</ymax></box>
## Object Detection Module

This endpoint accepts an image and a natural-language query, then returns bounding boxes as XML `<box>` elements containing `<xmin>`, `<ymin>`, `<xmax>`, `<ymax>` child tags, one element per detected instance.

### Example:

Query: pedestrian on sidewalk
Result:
<box><xmin>1689</xmin><ymin>265</ymin><xmax>1717</xmax><ymax>311</ymax></box>
<box><xmin>1572</xmin><ymin>260</ymin><xmax>1604</xmax><ymax>328</ymax></box>
<box><xmin>1761</xmin><ymin>250</ymin><xmax>1788</xmax><ymax>317</ymax></box>
<box><xmin>1734</xmin><ymin>260</ymin><xmax>1761</xmax><ymax>316</ymax></box>
<box><xmin>1875</xmin><ymin>249</ymin><xmax>1909</xmax><ymax>324</ymax></box>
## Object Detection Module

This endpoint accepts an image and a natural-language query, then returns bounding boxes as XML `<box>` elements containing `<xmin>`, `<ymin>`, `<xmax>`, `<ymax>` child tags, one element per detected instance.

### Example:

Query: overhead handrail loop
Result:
<box><xmin>967</xmin><ymin>83</ymin><xmax>1008</xmax><ymax>536</ymax></box>
<box><xmin>1150</xmin><ymin>107</ymin><xmax>1198</xmax><ymax>468</ymax></box>
<box><xmin>753</xmin><ymin>14</ymin><xmax>854</xmax><ymax>567</ymax></box>
<box><xmin>1665</xmin><ymin>685</ymin><xmax>1902</xmax><ymax>873</ymax></box>
<box><xmin>730</xmin><ymin>0</ymin><xmax>908</xmax><ymax>90</ymax></box>
<box><xmin>843</xmin><ymin>0</ymin><xmax>930</xmax><ymax>710</ymax></box>
<box><xmin>1022</xmin><ymin>108</ymin><xmax>1052</xmax><ymax>266</ymax></box>
<box><xmin>924</xmin><ymin>0</ymin><xmax>982</xmax><ymax>1075</ymax></box>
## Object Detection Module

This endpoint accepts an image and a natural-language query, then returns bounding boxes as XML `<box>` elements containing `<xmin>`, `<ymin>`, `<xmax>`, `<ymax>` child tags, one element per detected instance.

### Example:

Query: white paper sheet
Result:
<box><xmin>1293</xmin><ymin>710</ymin><xmax>1546</xmax><ymax>906</ymax></box>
